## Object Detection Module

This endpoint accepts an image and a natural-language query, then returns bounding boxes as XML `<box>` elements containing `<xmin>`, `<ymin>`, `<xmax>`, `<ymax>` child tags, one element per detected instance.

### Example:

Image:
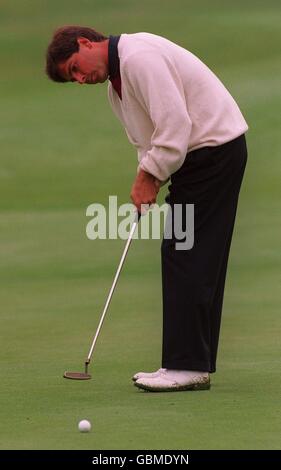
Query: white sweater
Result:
<box><xmin>108</xmin><ymin>33</ymin><xmax>248</xmax><ymax>182</ymax></box>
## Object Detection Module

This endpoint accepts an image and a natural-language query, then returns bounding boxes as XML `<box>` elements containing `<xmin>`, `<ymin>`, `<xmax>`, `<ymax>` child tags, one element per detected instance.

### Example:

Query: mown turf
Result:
<box><xmin>0</xmin><ymin>0</ymin><xmax>280</xmax><ymax>449</ymax></box>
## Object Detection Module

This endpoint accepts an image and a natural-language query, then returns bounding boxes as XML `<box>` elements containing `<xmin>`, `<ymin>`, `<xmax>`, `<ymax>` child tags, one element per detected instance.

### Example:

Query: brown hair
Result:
<box><xmin>46</xmin><ymin>26</ymin><xmax>108</xmax><ymax>82</ymax></box>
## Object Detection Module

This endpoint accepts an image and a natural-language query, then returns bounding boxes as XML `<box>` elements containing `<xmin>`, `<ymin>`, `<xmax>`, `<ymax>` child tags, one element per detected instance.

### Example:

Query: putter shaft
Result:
<box><xmin>86</xmin><ymin>214</ymin><xmax>140</xmax><ymax>366</ymax></box>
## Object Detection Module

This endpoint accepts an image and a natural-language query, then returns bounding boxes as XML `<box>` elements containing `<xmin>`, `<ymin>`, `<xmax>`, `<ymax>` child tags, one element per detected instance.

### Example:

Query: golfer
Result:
<box><xmin>46</xmin><ymin>27</ymin><xmax>248</xmax><ymax>392</ymax></box>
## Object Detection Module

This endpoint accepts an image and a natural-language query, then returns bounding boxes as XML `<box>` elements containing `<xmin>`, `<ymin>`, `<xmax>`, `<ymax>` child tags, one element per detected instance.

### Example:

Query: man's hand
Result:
<box><xmin>130</xmin><ymin>169</ymin><xmax>161</xmax><ymax>214</ymax></box>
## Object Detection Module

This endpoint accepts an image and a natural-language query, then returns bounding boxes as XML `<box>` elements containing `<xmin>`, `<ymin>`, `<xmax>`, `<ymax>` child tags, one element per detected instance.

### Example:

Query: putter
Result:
<box><xmin>64</xmin><ymin>211</ymin><xmax>141</xmax><ymax>380</ymax></box>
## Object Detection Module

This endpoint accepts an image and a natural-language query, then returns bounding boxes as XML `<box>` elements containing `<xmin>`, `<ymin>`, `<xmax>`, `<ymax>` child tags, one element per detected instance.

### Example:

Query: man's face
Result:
<box><xmin>58</xmin><ymin>37</ymin><xmax>108</xmax><ymax>84</ymax></box>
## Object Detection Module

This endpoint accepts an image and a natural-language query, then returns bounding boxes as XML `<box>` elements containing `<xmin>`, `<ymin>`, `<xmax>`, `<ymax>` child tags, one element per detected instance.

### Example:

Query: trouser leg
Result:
<box><xmin>161</xmin><ymin>135</ymin><xmax>247</xmax><ymax>372</ymax></box>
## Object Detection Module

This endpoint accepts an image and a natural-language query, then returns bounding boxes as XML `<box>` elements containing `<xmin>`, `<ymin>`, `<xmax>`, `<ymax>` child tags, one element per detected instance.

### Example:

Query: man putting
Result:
<box><xmin>46</xmin><ymin>27</ymin><xmax>248</xmax><ymax>392</ymax></box>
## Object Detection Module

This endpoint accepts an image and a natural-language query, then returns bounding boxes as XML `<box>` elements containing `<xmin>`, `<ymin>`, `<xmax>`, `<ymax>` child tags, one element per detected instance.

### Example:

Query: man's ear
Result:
<box><xmin>77</xmin><ymin>37</ymin><xmax>93</xmax><ymax>49</ymax></box>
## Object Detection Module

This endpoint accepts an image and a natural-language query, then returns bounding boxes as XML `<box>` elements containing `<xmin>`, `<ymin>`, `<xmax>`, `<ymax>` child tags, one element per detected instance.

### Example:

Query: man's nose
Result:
<box><xmin>74</xmin><ymin>72</ymin><xmax>86</xmax><ymax>84</ymax></box>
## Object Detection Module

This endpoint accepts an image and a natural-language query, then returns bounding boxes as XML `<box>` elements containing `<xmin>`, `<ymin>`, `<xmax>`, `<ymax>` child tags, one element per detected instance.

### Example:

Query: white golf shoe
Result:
<box><xmin>134</xmin><ymin>369</ymin><xmax>210</xmax><ymax>392</ymax></box>
<box><xmin>132</xmin><ymin>368</ymin><xmax>166</xmax><ymax>382</ymax></box>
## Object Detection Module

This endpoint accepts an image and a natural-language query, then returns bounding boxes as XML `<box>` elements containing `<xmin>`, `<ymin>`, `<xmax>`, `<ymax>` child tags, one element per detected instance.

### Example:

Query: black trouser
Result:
<box><xmin>161</xmin><ymin>134</ymin><xmax>247</xmax><ymax>373</ymax></box>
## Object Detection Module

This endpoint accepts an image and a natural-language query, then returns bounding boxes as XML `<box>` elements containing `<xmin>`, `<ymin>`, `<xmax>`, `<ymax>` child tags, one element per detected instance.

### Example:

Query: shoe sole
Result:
<box><xmin>134</xmin><ymin>380</ymin><xmax>211</xmax><ymax>392</ymax></box>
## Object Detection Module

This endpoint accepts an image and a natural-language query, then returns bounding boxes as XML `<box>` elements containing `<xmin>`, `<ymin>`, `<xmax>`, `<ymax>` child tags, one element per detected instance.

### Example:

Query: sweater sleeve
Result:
<box><xmin>123</xmin><ymin>51</ymin><xmax>192</xmax><ymax>181</ymax></box>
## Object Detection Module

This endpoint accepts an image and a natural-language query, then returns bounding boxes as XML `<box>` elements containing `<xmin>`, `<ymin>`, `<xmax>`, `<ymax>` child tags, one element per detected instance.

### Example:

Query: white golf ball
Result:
<box><xmin>78</xmin><ymin>419</ymin><xmax>91</xmax><ymax>433</ymax></box>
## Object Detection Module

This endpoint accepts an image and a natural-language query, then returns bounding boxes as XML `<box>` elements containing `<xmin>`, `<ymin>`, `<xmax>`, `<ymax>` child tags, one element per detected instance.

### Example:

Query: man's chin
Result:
<box><xmin>100</xmin><ymin>75</ymin><xmax>108</xmax><ymax>83</ymax></box>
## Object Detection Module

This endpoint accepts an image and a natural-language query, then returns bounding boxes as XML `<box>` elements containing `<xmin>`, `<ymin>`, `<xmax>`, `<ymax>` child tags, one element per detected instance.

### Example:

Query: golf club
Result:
<box><xmin>64</xmin><ymin>211</ymin><xmax>141</xmax><ymax>380</ymax></box>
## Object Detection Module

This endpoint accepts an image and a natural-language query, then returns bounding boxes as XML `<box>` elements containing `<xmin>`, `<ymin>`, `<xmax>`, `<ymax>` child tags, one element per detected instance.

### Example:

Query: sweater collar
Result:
<box><xmin>108</xmin><ymin>35</ymin><xmax>121</xmax><ymax>79</ymax></box>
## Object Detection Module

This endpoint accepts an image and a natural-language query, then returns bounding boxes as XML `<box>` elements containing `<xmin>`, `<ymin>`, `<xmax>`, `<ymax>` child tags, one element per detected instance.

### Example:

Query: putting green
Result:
<box><xmin>0</xmin><ymin>0</ymin><xmax>280</xmax><ymax>450</ymax></box>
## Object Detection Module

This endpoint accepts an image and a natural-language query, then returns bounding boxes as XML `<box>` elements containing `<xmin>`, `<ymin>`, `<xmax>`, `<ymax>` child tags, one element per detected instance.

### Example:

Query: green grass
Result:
<box><xmin>0</xmin><ymin>0</ymin><xmax>280</xmax><ymax>450</ymax></box>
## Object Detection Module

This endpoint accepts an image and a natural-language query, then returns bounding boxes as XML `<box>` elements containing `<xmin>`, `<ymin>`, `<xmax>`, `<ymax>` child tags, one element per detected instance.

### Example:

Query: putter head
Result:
<box><xmin>63</xmin><ymin>371</ymin><xmax>91</xmax><ymax>380</ymax></box>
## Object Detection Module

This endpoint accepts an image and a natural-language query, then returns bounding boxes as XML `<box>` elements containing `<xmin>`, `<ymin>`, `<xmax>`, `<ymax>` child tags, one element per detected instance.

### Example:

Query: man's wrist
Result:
<box><xmin>138</xmin><ymin>168</ymin><xmax>162</xmax><ymax>187</ymax></box>
<box><xmin>138</xmin><ymin>168</ymin><xmax>154</xmax><ymax>180</ymax></box>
